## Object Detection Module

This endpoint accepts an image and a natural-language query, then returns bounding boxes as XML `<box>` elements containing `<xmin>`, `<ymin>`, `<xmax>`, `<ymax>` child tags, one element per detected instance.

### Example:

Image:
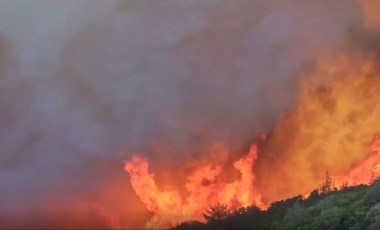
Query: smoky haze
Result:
<box><xmin>0</xmin><ymin>0</ymin><xmax>370</xmax><ymax>228</ymax></box>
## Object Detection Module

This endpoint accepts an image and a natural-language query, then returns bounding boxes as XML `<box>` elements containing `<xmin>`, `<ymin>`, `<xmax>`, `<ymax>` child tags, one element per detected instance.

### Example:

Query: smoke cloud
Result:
<box><xmin>0</xmin><ymin>0</ymin><xmax>374</xmax><ymax>228</ymax></box>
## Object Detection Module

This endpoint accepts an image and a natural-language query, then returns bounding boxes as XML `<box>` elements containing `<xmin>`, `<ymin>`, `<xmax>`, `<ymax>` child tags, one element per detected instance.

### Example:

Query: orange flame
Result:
<box><xmin>125</xmin><ymin>53</ymin><xmax>380</xmax><ymax>228</ymax></box>
<box><xmin>126</xmin><ymin>138</ymin><xmax>380</xmax><ymax>228</ymax></box>
<box><xmin>125</xmin><ymin>145</ymin><xmax>264</xmax><ymax>228</ymax></box>
<box><xmin>336</xmin><ymin>135</ymin><xmax>380</xmax><ymax>186</ymax></box>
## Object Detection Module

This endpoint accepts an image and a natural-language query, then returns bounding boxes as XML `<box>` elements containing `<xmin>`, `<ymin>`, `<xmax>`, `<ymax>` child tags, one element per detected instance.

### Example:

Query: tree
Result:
<box><xmin>174</xmin><ymin>221</ymin><xmax>205</xmax><ymax>230</ymax></box>
<box><xmin>364</xmin><ymin>203</ymin><xmax>380</xmax><ymax>230</ymax></box>
<box><xmin>365</xmin><ymin>181</ymin><xmax>380</xmax><ymax>204</ymax></box>
<box><xmin>340</xmin><ymin>181</ymin><xmax>349</xmax><ymax>190</ymax></box>
<box><xmin>203</xmin><ymin>202</ymin><xmax>230</xmax><ymax>223</ymax></box>
<box><xmin>319</xmin><ymin>171</ymin><xmax>335</xmax><ymax>194</ymax></box>
<box><xmin>370</xmin><ymin>171</ymin><xmax>380</xmax><ymax>185</ymax></box>
<box><xmin>272</xmin><ymin>203</ymin><xmax>312</xmax><ymax>230</ymax></box>
<box><xmin>304</xmin><ymin>189</ymin><xmax>321</xmax><ymax>207</ymax></box>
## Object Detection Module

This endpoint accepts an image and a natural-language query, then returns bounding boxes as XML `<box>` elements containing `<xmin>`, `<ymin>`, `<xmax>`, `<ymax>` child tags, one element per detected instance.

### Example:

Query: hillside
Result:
<box><xmin>174</xmin><ymin>181</ymin><xmax>380</xmax><ymax>230</ymax></box>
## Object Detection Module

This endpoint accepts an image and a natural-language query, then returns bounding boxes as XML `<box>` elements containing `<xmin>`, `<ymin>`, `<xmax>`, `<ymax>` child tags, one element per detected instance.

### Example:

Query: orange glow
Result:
<box><xmin>360</xmin><ymin>0</ymin><xmax>380</xmax><ymax>30</ymax></box>
<box><xmin>125</xmin><ymin>53</ymin><xmax>380</xmax><ymax>228</ymax></box>
<box><xmin>255</xmin><ymin>53</ymin><xmax>380</xmax><ymax>202</ymax></box>
<box><xmin>125</xmin><ymin>145</ymin><xmax>264</xmax><ymax>229</ymax></box>
<box><xmin>336</xmin><ymin>135</ymin><xmax>380</xmax><ymax>186</ymax></box>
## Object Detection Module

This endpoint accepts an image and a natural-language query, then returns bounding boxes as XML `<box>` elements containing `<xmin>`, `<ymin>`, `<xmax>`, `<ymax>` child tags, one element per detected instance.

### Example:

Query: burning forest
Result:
<box><xmin>1</xmin><ymin>0</ymin><xmax>380</xmax><ymax>229</ymax></box>
<box><xmin>125</xmin><ymin>53</ymin><xmax>380</xmax><ymax>228</ymax></box>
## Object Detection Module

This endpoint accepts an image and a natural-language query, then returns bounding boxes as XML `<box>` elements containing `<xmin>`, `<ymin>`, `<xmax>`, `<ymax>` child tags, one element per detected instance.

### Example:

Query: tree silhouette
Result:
<box><xmin>174</xmin><ymin>184</ymin><xmax>380</xmax><ymax>230</ymax></box>
<box><xmin>174</xmin><ymin>221</ymin><xmax>205</xmax><ymax>230</ymax></box>
<box><xmin>340</xmin><ymin>181</ymin><xmax>349</xmax><ymax>190</ymax></box>
<box><xmin>203</xmin><ymin>202</ymin><xmax>230</xmax><ymax>223</ymax></box>
<box><xmin>370</xmin><ymin>171</ymin><xmax>380</xmax><ymax>185</ymax></box>
<box><xmin>319</xmin><ymin>171</ymin><xmax>335</xmax><ymax>194</ymax></box>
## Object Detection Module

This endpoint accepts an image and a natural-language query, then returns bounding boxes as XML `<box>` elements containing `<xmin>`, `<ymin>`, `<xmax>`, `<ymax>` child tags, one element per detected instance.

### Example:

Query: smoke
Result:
<box><xmin>0</xmin><ymin>0</ymin><xmax>374</xmax><ymax>228</ymax></box>
<box><xmin>359</xmin><ymin>0</ymin><xmax>380</xmax><ymax>30</ymax></box>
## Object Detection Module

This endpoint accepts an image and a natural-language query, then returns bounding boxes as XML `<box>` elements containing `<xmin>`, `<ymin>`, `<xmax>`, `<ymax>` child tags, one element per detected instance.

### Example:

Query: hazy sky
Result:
<box><xmin>0</xmin><ymin>0</ymin><xmax>378</xmax><ymax>228</ymax></box>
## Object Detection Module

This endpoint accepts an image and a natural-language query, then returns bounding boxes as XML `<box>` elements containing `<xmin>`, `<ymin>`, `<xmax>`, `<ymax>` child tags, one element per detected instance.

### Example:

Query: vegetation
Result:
<box><xmin>202</xmin><ymin>202</ymin><xmax>230</xmax><ymax>223</ymax></box>
<box><xmin>174</xmin><ymin>180</ymin><xmax>380</xmax><ymax>230</ymax></box>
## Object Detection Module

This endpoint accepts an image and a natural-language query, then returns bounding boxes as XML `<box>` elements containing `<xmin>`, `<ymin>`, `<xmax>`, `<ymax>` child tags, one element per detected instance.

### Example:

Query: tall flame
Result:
<box><xmin>336</xmin><ymin>135</ymin><xmax>380</xmax><ymax>186</ymax></box>
<box><xmin>125</xmin><ymin>145</ymin><xmax>263</xmax><ymax>228</ymax></box>
<box><xmin>255</xmin><ymin>53</ymin><xmax>380</xmax><ymax>201</ymax></box>
<box><xmin>125</xmin><ymin>52</ymin><xmax>380</xmax><ymax>228</ymax></box>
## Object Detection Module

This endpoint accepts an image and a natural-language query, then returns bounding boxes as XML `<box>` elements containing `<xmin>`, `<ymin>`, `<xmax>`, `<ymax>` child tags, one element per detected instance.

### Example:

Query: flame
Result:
<box><xmin>255</xmin><ymin>53</ymin><xmax>380</xmax><ymax>201</ymax></box>
<box><xmin>125</xmin><ymin>145</ymin><xmax>263</xmax><ymax>228</ymax></box>
<box><xmin>125</xmin><ymin>52</ymin><xmax>380</xmax><ymax>228</ymax></box>
<box><xmin>336</xmin><ymin>135</ymin><xmax>380</xmax><ymax>186</ymax></box>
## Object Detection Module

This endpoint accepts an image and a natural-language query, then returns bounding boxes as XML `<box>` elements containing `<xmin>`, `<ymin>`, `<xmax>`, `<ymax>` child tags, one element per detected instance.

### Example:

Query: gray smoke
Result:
<box><xmin>0</xmin><ymin>0</ymin><xmax>366</xmax><ymax>228</ymax></box>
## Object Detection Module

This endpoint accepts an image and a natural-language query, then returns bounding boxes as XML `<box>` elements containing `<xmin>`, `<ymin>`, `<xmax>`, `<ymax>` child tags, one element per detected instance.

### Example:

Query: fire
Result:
<box><xmin>255</xmin><ymin>53</ymin><xmax>380</xmax><ymax>202</ymax></box>
<box><xmin>125</xmin><ymin>52</ymin><xmax>380</xmax><ymax>229</ymax></box>
<box><xmin>125</xmin><ymin>145</ymin><xmax>263</xmax><ymax>229</ymax></box>
<box><xmin>336</xmin><ymin>135</ymin><xmax>380</xmax><ymax>186</ymax></box>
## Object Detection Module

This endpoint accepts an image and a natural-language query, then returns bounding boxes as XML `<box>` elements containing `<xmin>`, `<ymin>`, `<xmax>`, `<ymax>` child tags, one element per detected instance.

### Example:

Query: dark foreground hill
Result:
<box><xmin>174</xmin><ymin>181</ymin><xmax>380</xmax><ymax>230</ymax></box>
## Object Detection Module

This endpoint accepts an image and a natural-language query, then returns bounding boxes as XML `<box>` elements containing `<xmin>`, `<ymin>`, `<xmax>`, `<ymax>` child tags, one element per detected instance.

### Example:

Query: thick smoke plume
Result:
<box><xmin>0</xmin><ymin>0</ymin><xmax>376</xmax><ymax>228</ymax></box>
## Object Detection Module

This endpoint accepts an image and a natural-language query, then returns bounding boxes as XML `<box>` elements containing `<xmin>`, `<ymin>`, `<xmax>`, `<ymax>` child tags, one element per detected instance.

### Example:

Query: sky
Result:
<box><xmin>0</xmin><ymin>0</ymin><xmax>379</xmax><ymax>228</ymax></box>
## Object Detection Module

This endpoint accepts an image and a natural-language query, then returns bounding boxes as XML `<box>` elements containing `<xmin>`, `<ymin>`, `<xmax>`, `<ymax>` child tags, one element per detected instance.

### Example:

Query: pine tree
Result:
<box><xmin>340</xmin><ymin>181</ymin><xmax>349</xmax><ymax>190</ymax></box>
<box><xmin>319</xmin><ymin>171</ymin><xmax>335</xmax><ymax>194</ymax></box>
<box><xmin>203</xmin><ymin>202</ymin><xmax>230</xmax><ymax>223</ymax></box>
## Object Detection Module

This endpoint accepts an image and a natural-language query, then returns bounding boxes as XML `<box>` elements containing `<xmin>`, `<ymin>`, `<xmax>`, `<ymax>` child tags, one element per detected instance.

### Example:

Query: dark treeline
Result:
<box><xmin>174</xmin><ymin>178</ymin><xmax>380</xmax><ymax>230</ymax></box>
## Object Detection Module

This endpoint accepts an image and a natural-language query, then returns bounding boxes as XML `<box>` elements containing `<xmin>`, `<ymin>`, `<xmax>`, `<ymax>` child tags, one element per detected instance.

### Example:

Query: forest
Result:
<box><xmin>174</xmin><ymin>176</ymin><xmax>380</xmax><ymax>230</ymax></box>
